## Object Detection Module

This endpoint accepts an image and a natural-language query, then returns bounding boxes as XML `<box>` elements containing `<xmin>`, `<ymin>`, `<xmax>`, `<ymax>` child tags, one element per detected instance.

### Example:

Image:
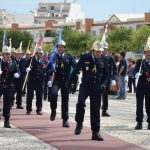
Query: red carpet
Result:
<box><xmin>7</xmin><ymin>107</ymin><xmax>147</xmax><ymax>150</ymax></box>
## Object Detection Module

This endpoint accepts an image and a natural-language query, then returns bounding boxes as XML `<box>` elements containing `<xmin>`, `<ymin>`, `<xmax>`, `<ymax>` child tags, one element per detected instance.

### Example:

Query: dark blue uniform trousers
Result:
<box><xmin>50</xmin><ymin>81</ymin><xmax>69</xmax><ymax>121</ymax></box>
<box><xmin>136</xmin><ymin>86</ymin><xmax>150</xmax><ymax>123</ymax></box>
<box><xmin>26</xmin><ymin>80</ymin><xmax>43</xmax><ymax>112</ymax></box>
<box><xmin>75</xmin><ymin>86</ymin><xmax>101</xmax><ymax>133</ymax></box>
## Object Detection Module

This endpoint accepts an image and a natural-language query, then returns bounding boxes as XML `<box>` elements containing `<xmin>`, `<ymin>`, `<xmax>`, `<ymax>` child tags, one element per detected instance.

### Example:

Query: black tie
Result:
<box><xmin>95</xmin><ymin>58</ymin><xmax>99</xmax><ymax>63</ymax></box>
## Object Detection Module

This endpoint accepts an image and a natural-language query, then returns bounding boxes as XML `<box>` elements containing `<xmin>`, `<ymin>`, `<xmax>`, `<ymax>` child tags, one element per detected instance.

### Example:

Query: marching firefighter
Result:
<box><xmin>0</xmin><ymin>46</ymin><xmax>20</xmax><ymax>128</ymax></box>
<box><xmin>49</xmin><ymin>40</ymin><xmax>76</xmax><ymax>128</ymax></box>
<box><xmin>66</xmin><ymin>40</ymin><xmax>109</xmax><ymax>141</ymax></box>
<box><xmin>134</xmin><ymin>36</ymin><xmax>150</xmax><ymax>130</ymax></box>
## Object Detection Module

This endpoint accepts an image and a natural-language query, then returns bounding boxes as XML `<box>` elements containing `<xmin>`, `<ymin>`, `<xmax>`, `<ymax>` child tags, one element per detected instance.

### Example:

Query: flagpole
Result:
<box><xmin>22</xmin><ymin>42</ymin><xmax>37</xmax><ymax>91</ymax></box>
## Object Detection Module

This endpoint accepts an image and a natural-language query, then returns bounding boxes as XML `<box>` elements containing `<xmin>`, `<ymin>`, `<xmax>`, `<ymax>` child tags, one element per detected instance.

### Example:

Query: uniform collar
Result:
<box><xmin>58</xmin><ymin>53</ymin><xmax>65</xmax><ymax>58</ymax></box>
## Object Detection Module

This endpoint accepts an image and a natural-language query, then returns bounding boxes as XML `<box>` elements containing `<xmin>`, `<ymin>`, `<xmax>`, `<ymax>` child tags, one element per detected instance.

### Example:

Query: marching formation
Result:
<box><xmin>0</xmin><ymin>27</ymin><xmax>150</xmax><ymax>142</ymax></box>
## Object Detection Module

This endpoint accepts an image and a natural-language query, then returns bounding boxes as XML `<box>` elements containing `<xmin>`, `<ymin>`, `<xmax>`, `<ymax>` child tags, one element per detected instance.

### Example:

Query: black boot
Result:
<box><xmin>4</xmin><ymin>118</ymin><xmax>11</xmax><ymax>128</ymax></box>
<box><xmin>50</xmin><ymin>110</ymin><xmax>56</xmax><ymax>121</ymax></box>
<box><xmin>62</xmin><ymin>120</ymin><xmax>70</xmax><ymax>128</ymax></box>
<box><xmin>74</xmin><ymin>123</ymin><xmax>83</xmax><ymax>135</ymax></box>
<box><xmin>92</xmin><ymin>132</ymin><xmax>104</xmax><ymax>141</ymax></box>
<box><xmin>148</xmin><ymin>123</ymin><xmax>150</xmax><ymax>130</ymax></box>
<box><xmin>102</xmin><ymin>111</ymin><xmax>110</xmax><ymax>117</ymax></box>
<box><xmin>135</xmin><ymin>122</ymin><xmax>142</xmax><ymax>130</ymax></box>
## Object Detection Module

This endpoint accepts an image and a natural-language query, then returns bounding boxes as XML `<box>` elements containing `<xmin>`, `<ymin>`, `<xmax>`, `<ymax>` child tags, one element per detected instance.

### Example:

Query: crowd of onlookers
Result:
<box><xmin>110</xmin><ymin>52</ymin><xmax>136</xmax><ymax>99</ymax></box>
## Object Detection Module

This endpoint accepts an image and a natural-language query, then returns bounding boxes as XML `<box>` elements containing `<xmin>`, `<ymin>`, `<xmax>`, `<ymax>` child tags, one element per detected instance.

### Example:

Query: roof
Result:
<box><xmin>109</xmin><ymin>14</ymin><xmax>144</xmax><ymax>22</ymax></box>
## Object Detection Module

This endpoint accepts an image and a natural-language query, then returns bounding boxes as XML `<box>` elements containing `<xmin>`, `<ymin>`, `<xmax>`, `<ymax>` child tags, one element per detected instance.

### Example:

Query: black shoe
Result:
<box><xmin>26</xmin><ymin>111</ymin><xmax>31</xmax><ymax>115</ymax></box>
<box><xmin>92</xmin><ymin>132</ymin><xmax>104</xmax><ymax>141</ymax></box>
<box><xmin>135</xmin><ymin>123</ymin><xmax>142</xmax><ymax>130</ymax></box>
<box><xmin>36</xmin><ymin>111</ymin><xmax>43</xmax><ymax>115</ymax></box>
<box><xmin>148</xmin><ymin>123</ymin><xmax>150</xmax><ymax>130</ymax></box>
<box><xmin>62</xmin><ymin>121</ymin><xmax>70</xmax><ymax>128</ymax></box>
<box><xmin>115</xmin><ymin>96</ymin><xmax>122</xmax><ymax>100</ymax></box>
<box><xmin>4</xmin><ymin>121</ymin><xmax>11</xmax><ymax>128</ymax></box>
<box><xmin>102</xmin><ymin>112</ymin><xmax>110</xmax><ymax>117</ymax></box>
<box><xmin>50</xmin><ymin>111</ymin><xmax>56</xmax><ymax>121</ymax></box>
<box><xmin>16</xmin><ymin>106</ymin><xmax>24</xmax><ymax>109</ymax></box>
<box><xmin>74</xmin><ymin>123</ymin><xmax>83</xmax><ymax>135</ymax></box>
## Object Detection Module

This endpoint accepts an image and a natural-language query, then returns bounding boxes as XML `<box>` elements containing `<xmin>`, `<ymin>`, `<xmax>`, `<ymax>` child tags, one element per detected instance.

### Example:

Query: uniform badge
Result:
<box><xmin>92</xmin><ymin>65</ymin><xmax>97</xmax><ymax>73</ymax></box>
<box><xmin>61</xmin><ymin>61</ymin><xmax>64</xmax><ymax>68</ymax></box>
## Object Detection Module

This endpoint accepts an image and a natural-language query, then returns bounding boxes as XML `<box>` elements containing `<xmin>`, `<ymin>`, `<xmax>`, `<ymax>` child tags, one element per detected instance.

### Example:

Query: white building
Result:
<box><xmin>90</xmin><ymin>13</ymin><xmax>150</xmax><ymax>36</ymax></box>
<box><xmin>0</xmin><ymin>9</ymin><xmax>34</xmax><ymax>26</ymax></box>
<box><xmin>14</xmin><ymin>13</ymin><xmax>34</xmax><ymax>25</ymax></box>
<box><xmin>0</xmin><ymin>9</ymin><xmax>14</xmax><ymax>25</ymax></box>
<box><xmin>34</xmin><ymin>1</ymin><xmax>85</xmax><ymax>25</ymax></box>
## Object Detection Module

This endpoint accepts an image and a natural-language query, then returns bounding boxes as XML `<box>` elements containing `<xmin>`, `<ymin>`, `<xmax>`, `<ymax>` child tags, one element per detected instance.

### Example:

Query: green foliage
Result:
<box><xmin>131</xmin><ymin>26</ymin><xmax>150</xmax><ymax>52</ymax></box>
<box><xmin>107</xmin><ymin>26</ymin><xmax>133</xmax><ymax>52</ymax></box>
<box><xmin>42</xmin><ymin>43</ymin><xmax>53</xmax><ymax>52</ymax></box>
<box><xmin>53</xmin><ymin>26</ymin><xmax>97</xmax><ymax>55</ymax></box>
<box><xmin>0</xmin><ymin>29</ymin><xmax>33</xmax><ymax>52</ymax></box>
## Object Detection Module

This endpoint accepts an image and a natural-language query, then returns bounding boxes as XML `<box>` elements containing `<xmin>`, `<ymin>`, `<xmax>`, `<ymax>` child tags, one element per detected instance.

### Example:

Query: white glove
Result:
<box><xmin>111</xmin><ymin>80</ymin><xmax>116</xmax><ymax>86</ymax></box>
<box><xmin>26</xmin><ymin>67</ymin><xmax>31</xmax><ymax>73</ymax></box>
<box><xmin>135</xmin><ymin>72</ymin><xmax>142</xmax><ymax>79</ymax></box>
<box><xmin>0</xmin><ymin>70</ymin><xmax>2</xmax><ymax>75</ymax></box>
<box><xmin>14</xmin><ymin>73</ymin><xmax>20</xmax><ymax>78</ymax></box>
<box><xmin>47</xmin><ymin>80</ymin><xmax>52</xmax><ymax>87</ymax></box>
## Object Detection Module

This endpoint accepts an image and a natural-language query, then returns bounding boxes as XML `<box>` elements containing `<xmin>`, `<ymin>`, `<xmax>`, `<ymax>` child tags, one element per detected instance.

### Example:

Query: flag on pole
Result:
<box><xmin>100</xmin><ymin>23</ymin><xmax>109</xmax><ymax>48</ymax></box>
<box><xmin>2</xmin><ymin>30</ymin><xmax>7</xmax><ymax>49</ymax></box>
<box><xmin>37</xmin><ymin>33</ymin><xmax>43</xmax><ymax>48</ymax></box>
<box><xmin>48</xmin><ymin>27</ymin><xmax>62</xmax><ymax>71</ymax></box>
<box><xmin>32</xmin><ymin>33</ymin><xmax>43</xmax><ymax>56</ymax></box>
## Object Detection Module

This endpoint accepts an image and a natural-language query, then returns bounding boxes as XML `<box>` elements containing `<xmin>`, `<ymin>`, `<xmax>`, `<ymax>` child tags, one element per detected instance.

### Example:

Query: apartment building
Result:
<box><xmin>34</xmin><ymin>1</ymin><xmax>85</xmax><ymax>25</ymax></box>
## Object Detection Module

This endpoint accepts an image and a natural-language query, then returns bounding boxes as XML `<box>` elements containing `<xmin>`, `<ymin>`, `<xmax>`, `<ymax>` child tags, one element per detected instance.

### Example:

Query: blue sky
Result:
<box><xmin>0</xmin><ymin>0</ymin><xmax>150</xmax><ymax>21</ymax></box>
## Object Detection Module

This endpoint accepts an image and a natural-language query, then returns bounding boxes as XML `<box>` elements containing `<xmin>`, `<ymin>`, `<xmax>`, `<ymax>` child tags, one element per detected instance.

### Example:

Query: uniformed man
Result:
<box><xmin>134</xmin><ymin>37</ymin><xmax>150</xmax><ymax>130</ymax></box>
<box><xmin>0</xmin><ymin>46</ymin><xmax>20</xmax><ymax>128</ymax></box>
<box><xmin>67</xmin><ymin>40</ymin><xmax>109</xmax><ymax>141</ymax></box>
<box><xmin>101</xmin><ymin>43</ymin><xmax>117</xmax><ymax>116</ymax></box>
<box><xmin>49</xmin><ymin>40</ymin><xmax>76</xmax><ymax>128</ymax></box>
<box><xmin>13</xmin><ymin>46</ymin><xmax>26</xmax><ymax>109</ymax></box>
<box><xmin>26</xmin><ymin>46</ymin><xmax>45</xmax><ymax>115</ymax></box>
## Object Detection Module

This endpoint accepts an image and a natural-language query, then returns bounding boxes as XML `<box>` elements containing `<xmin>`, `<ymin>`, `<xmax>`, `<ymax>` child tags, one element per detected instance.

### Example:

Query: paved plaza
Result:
<box><xmin>0</xmin><ymin>92</ymin><xmax>150</xmax><ymax>150</ymax></box>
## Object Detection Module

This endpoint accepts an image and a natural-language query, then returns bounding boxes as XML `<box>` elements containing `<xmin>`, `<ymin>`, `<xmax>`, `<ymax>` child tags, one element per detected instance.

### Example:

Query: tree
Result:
<box><xmin>131</xmin><ymin>25</ymin><xmax>150</xmax><ymax>52</ymax></box>
<box><xmin>107</xmin><ymin>26</ymin><xmax>133</xmax><ymax>52</ymax></box>
<box><xmin>0</xmin><ymin>29</ymin><xmax>33</xmax><ymax>52</ymax></box>
<box><xmin>7</xmin><ymin>30</ymin><xmax>33</xmax><ymax>51</ymax></box>
<box><xmin>53</xmin><ymin>26</ymin><xmax>97</xmax><ymax>55</ymax></box>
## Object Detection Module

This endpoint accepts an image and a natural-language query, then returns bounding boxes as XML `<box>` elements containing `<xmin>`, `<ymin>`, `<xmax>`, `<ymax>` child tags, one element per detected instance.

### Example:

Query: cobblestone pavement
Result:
<box><xmin>0</xmin><ymin>92</ymin><xmax>150</xmax><ymax>150</ymax></box>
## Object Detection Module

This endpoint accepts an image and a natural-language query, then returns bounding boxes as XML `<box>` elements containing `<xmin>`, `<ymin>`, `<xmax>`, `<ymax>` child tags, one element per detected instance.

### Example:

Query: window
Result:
<box><xmin>51</xmin><ymin>13</ymin><xmax>54</xmax><ymax>17</ymax></box>
<box><xmin>51</xmin><ymin>6</ymin><xmax>54</xmax><ymax>10</ymax></box>
<box><xmin>40</xmin><ymin>6</ymin><xmax>46</xmax><ymax>10</ymax></box>
<box><xmin>92</xmin><ymin>30</ymin><xmax>97</xmax><ymax>36</ymax></box>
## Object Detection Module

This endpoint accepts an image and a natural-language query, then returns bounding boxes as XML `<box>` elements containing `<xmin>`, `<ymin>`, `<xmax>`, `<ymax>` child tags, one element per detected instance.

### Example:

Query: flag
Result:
<box><xmin>2</xmin><ymin>30</ymin><xmax>7</xmax><ymax>49</ymax></box>
<box><xmin>32</xmin><ymin>33</ymin><xmax>43</xmax><ymax>56</ymax></box>
<box><xmin>48</xmin><ymin>27</ymin><xmax>62</xmax><ymax>71</ymax></box>
<box><xmin>100</xmin><ymin>23</ymin><xmax>109</xmax><ymax>48</ymax></box>
<box><xmin>37</xmin><ymin>33</ymin><xmax>43</xmax><ymax>48</ymax></box>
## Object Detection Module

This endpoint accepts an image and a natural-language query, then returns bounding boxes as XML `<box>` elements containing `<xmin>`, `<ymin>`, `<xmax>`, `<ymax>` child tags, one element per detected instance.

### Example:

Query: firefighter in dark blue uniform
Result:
<box><xmin>13</xmin><ymin>46</ymin><xmax>26</xmax><ymax>109</ymax></box>
<box><xmin>101</xmin><ymin>44</ymin><xmax>117</xmax><ymax>117</ymax></box>
<box><xmin>26</xmin><ymin>47</ymin><xmax>45</xmax><ymax>115</ymax></box>
<box><xmin>0</xmin><ymin>46</ymin><xmax>20</xmax><ymax>128</ymax></box>
<box><xmin>49</xmin><ymin>40</ymin><xmax>76</xmax><ymax>128</ymax></box>
<box><xmin>134</xmin><ymin>37</ymin><xmax>150</xmax><ymax>130</ymax></box>
<box><xmin>67</xmin><ymin>41</ymin><xmax>109</xmax><ymax>141</ymax></box>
